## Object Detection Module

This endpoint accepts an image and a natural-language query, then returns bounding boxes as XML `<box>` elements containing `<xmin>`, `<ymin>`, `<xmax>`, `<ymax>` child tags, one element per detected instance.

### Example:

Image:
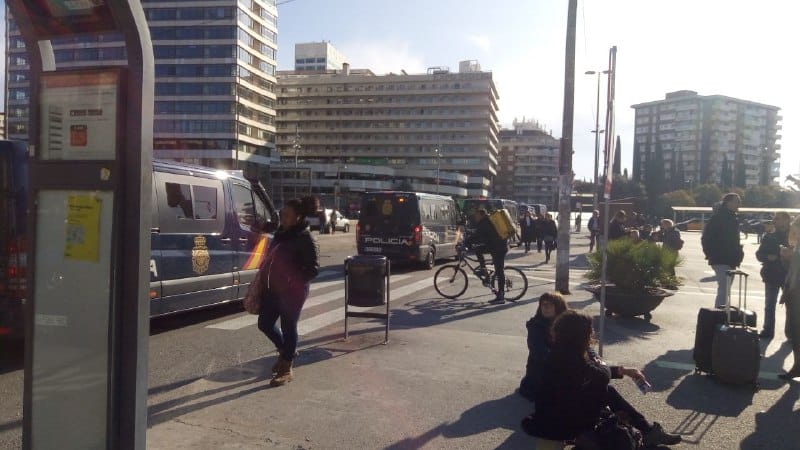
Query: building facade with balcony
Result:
<box><xmin>275</xmin><ymin>59</ymin><xmax>500</xmax><ymax>206</ymax></box>
<box><xmin>631</xmin><ymin>90</ymin><xmax>781</xmax><ymax>188</ymax></box>
<box><xmin>496</xmin><ymin>119</ymin><xmax>560</xmax><ymax>208</ymax></box>
<box><xmin>5</xmin><ymin>0</ymin><xmax>279</xmax><ymax>179</ymax></box>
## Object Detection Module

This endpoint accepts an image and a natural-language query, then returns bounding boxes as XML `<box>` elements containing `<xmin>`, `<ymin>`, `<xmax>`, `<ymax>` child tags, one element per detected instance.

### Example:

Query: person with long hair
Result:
<box><xmin>257</xmin><ymin>196</ymin><xmax>320</xmax><ymax>386</ymax></box>
<box><xmin>521</xmin><ymin>311</ymin><xmax>681</xmax><ymax>447</ymax></box>
<box><xmin>519</xmin><ymin>292</ymin><xmax>568</xmax><ymax>401</ymax></box>
<box><xmin>779</xmin><ymin>215</ymin><xmax>800</xmax><ymax>380</ymax></box>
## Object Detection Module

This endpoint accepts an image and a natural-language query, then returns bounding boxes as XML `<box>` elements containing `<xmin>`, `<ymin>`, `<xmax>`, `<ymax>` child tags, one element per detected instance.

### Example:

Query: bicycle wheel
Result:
<box><xmin>434</xmin><ymin>265</ymin><xmax>469</xmax><ymax>299</ymax></box>
<box><xmin>491</xmin><ymin>267</ymin><xmax>528</xmax><ymax>301</ymax></box>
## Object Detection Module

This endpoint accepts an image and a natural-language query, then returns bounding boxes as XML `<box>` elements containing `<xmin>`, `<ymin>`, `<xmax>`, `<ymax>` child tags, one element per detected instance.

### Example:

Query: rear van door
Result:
<box><xmin>151</xmin><ymin>171</ymin><xmax>235</xmax><ymax>315</ymax></box>
<box><xmin>357</xmin><ymin>193</ymin><xmax>420</xmax><ymax>257</ymax></box>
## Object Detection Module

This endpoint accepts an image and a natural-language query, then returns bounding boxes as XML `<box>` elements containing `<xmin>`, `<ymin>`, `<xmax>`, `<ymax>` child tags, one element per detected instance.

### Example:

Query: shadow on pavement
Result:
<box><xmin>146</xmin><ymin>341</ymin><xmax>379</xmax><ymax>427</ymax></box>
<box><xmin>740</xmin><ymin>382</ymin><xmax>800</xmax><ymax>449</ymax></box>
<box><xmin>390</xmin><ymin>294</ymin><xmax>537</xmax><ymax>329</ymax></box>
<box><xmin>383</xmin><ymin>392</ymin><xmax>533</xmax><ymax>450</ymax></box>
<box><xmin>594</xmin><ymin>314</ymin><xmax>661</xmax><ymax>346</ymax></box>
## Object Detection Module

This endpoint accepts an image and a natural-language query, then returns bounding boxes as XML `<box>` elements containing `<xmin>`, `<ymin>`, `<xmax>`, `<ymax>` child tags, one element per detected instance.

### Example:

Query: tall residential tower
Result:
<box><xmin>631</xmin><ymin>90</ymin><xmax>781</xmax><ymax>188</ymax></box>
<box><xmin>5</xmin><ymin>0</ymin><xmax>279</xmax><ymax>177</ymax></box>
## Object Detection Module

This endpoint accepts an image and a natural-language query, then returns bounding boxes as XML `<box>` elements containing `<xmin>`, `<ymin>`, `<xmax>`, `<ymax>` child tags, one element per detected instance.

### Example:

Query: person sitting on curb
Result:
<box><xmin>521</xmin><ymin>310</ymin><xmax>682</xmax><ymax>448</ymax></box>
<box><xmin>519</xmin><ymin>292</ymin><xmax>568</xmax><ymax>401</ymax></box>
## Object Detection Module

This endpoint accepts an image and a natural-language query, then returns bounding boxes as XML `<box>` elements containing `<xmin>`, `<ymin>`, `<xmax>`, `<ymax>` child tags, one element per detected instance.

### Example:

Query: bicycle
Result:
<box><xmin>433</xmin><ymin>247</ymin><xmax>528</xmax><ymax>301</ymax></box>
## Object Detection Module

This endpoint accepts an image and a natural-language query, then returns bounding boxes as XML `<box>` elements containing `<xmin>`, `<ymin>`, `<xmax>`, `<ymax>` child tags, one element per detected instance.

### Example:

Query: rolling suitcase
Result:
<box><xmin>711</xmin><ymin>270</ymin><xmax>760</xmax><ymax>386</ymax></box>
<box><xmin>693</xmin><ymin>306</ymin><xmax>757</xmax><ymax>374</ymax></box>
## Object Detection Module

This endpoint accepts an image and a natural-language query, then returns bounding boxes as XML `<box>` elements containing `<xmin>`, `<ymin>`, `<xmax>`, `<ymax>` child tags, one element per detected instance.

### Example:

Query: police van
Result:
<box><xmin>149</xmin><ymin>160</ymin><xmax>277</xmax><ymax>316</ymax></box>
<box><xmin>356</xmin><ymin>191</ymin><xmax>461</xmax><ymax>269</ymax></box>
<box><xmin>1</xmin><ymin>143</ymin><xmax>277</xmax><ymax>339</ymax></box>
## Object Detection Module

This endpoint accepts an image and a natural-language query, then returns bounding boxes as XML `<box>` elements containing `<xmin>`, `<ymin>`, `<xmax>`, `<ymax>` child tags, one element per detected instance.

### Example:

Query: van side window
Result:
<box><xmin>165</xmin><ymin>182</ymin><xmax>193</xmax><ymax>219</ymax></box>
<box><xmin>232</xmin><ymin>184</ymin><xmax>256</xmax><ymax>227</ymax></box>
<box><xmin>193</xmin><ymin>186</ymin><xmax>217</xmax><ymax>220</ymax></box>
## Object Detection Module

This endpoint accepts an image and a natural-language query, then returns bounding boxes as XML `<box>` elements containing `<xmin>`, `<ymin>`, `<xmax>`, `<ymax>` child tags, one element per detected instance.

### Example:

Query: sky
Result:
<box><xmin>1</xmin><ymin>1</ymin><xmax>797</xmax><ymax>184</ymax></box>
<box><xmin>275</xmin><ymin>0</ymin><xmax>799</xmax><ymax>185</ymax></box>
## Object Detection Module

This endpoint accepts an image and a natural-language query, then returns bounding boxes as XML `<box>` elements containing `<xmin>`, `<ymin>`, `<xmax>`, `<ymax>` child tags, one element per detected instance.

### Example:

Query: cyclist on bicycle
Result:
<box><xmin>464</xmin><ymin>208</ymin><xmax>508</xmax><ymax>304</ymax></box>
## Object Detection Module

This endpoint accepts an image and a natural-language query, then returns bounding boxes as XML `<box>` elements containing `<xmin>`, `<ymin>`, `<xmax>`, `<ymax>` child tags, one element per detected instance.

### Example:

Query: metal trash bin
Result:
<box><xmin>345</xmin><ymin>255</ymin><xmax>388</xmax><ymax>307</ymax></box>
<box><xmin>344</xmin><ymin>255</ymin><xmax>391</xmax><ymax>343</ymax></box>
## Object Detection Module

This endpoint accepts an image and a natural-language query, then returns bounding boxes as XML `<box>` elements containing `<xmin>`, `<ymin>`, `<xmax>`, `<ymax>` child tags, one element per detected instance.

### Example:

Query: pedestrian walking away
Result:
<box><xmin>519</xmin><ymin>211</ymin><xmax>536</xmax><ymax>254</ymax></box>
<box><xmin>330</xmin><ymin>208</ymin><xmax>338</xmax><ymax>234</ymax></box>
<box><xmin>464</xmin><ymin>208</ymin><xmax>509</xmax><ymax>304</ymax></box>
<box><xmin>256</xmin><ymin>196</ymin><xmax>320</xmax><ymax>386</ymax></box>
<box><xmin>520</xmin><ymin>311</ymin><xmax>682</xmax><ymax>447</ymax></box>
<box><xmin>540</xmin><ymin>213</ymin><xmax>558</xmax><ymax>263</ymax></box>
<box><xmin>778</xmin><ymin>215</ymin><xmax>800</xmax><ymax>380</ymax></box>
<box><xmin>702</xmin><ymin>193</ymin><xmax>744</xmax><ymax>309</ymax></box>
<box><xmin>587</xmin><ymin>210</ymin><xmax>600</xmax><ymax>252</ymax></box>
<box><xmin>755</xmin><ymin>212</ymin><xmax>790</xmax><ymax>339</ymax></box>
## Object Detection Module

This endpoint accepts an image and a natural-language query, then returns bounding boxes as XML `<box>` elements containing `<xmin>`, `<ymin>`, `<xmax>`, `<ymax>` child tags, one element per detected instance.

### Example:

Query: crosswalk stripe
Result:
<box><xmin>206</xmin><ymin>274</ymin><xmax>415</xmax><ymax>331</ymax></box>
<box><xmin>297</xmin><ymin>277</ymin><xmax>434</xmax><ymax>336</ymax></box>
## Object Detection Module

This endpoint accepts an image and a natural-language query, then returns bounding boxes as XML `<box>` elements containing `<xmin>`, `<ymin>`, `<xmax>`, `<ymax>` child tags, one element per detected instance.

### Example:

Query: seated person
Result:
<box><xmin>519</xmin><ymin>292</ymin><xmax>568</xmax><ymax>401</ymax></box>
<box><xmin>521</xmin><ymin>311</ymin><xmax>681</xmax><ymax>447</ymax></box>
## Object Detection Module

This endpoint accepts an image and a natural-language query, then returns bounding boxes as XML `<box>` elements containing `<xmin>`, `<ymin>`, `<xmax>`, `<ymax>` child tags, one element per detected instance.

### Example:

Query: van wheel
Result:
<box><xmin>423</xmin><ymin>248</ymin><xmax>436</xmax><ymax>270</ymax></box>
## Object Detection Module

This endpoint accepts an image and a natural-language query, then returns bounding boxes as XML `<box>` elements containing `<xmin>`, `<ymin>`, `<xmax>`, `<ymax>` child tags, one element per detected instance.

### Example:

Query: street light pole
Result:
<box><xmin>435</xmin><ymin>146</ymin><xmax>441</xmax><ymax>194</ymax></box>
<box><xmin>585</xmin><ymin>69</ymin><xmax>608</xmax><ymax>213</ymax></box>
<box><xmin>292</xmin><ymin>124</ymin><xmax>300</xmax><ymax>199</ymax></box>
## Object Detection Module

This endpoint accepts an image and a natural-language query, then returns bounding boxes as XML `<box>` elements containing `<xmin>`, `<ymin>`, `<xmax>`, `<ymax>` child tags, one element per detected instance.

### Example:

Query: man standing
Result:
<box><xmin>755</xmin><ymin>212</ymin><xmax>791</xmax><ymax>338</ymax></box>
<box><xmin>702</xmin><ymin>193</ymin><xmax>744</xmax><ymax>309</ymax></box>
<box><xmin>587</xmin><ymin>210</ymin><xmax>600</xmax><ymax>252</ymax></box>
<box><xmin>465</xmin><ymin>209</ymin><xmax>509</xmax><ymax>304</ymax></box>
<box><xmin>607</xmin><ymin>210</ymin><xmax>629</xmax><ymax>241</ymax></box>
<box><xmin>574</xmin><ymin>213</ymin><xmax>582</xmax><ymax>232</ymax></box>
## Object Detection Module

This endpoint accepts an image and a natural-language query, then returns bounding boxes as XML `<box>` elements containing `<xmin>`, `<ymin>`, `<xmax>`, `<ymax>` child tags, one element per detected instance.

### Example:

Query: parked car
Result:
<box><xmin>330</xmin><ymin>210</ymin><xmax>351</xmax><ymax>232</ymax></box>
<box><xmin>306</xmin><ymin>208</ymin><xmax>331</xmax><ymax>233</ymax></box>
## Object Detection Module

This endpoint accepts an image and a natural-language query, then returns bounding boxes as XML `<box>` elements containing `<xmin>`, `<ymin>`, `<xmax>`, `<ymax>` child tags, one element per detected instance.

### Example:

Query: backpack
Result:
<box><xmin>488</xmin><ymin>209</ymin><xmax>515</xmax><ymax>240</ymax></box>
<box><xmin>591</xmin><ymin>414</ymin><xmax>643</xmax><ymax>450</ymax></box>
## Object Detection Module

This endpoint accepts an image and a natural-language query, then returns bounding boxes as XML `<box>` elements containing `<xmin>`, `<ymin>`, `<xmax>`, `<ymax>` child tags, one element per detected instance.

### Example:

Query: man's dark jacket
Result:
<box><xmin>701</xmin><ymin>203</ymin><xmax>743</xmax><ymax>267</ymax></box>
<box><xmin>756</xmin><ymin>230</ymin><xmax>788</xmax><ymax>284</ymax></box>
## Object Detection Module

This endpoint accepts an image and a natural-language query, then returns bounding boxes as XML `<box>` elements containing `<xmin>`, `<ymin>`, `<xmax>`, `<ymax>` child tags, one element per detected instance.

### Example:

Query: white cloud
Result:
<box><xmin>466</xmin><ymin>34</ymin><xmax>491</xmax><ymax>52</ymax></box>
<box><xmin>336</xmin><ymin>40</ymin><xmax>426</xmax><ymax>75</ymax></box>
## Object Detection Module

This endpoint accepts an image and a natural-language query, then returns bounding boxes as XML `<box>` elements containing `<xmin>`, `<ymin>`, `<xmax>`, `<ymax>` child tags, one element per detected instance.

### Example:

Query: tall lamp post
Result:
<box><xmin>434</xmin><ymin>146</ymin><xmax>442</xmax><ymax>194</ymax></box>
<box><xmin>585</xmin><ymin>69</ymin><xmax>609</xmax><ymax>213</ymax></box>
<box><xmin>292</xmin><ymin>124</ymin><xmax>301</xmax><ymax>199</ymax></box>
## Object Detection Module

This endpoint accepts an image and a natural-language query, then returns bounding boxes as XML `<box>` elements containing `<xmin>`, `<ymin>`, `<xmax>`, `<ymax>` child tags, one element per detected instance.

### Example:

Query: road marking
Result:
<box><xmin>297</xmin><ymin>277</ymin><xmax>434</xmax><ymax>336</ymax></box>
<box><xmin>654</xmin><ymin>359</ymin><xmax>786</xmax><ymax>381</ymax></box>
<box><xmin>316</xmin><ymin>270</ymin><xmax>339</xmax><ymax>280</ymax></box>
<box><xmin>206</xmin><ymin>274</ymin><xmax>415</xmax><ymax>331</ymax></box>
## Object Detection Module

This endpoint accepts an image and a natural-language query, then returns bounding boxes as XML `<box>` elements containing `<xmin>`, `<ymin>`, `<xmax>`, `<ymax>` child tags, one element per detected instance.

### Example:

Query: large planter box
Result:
<box><xmin>587</xmin><ymin>285</ymin><xmax>674</xmax><ymax>321</ymax></box>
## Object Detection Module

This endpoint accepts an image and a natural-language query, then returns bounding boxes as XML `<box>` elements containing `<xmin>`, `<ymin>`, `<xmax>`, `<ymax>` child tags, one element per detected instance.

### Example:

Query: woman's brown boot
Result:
<box><xmin>270</xmin><ymin>358</ymin><xmax>293</xmax><ymax>386</ymax></box>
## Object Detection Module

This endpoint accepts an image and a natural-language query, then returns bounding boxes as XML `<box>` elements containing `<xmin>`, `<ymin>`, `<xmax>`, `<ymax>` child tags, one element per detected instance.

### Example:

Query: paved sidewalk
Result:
<box><xmin>147</xmin><ymin>232</ymin><xmax>800</xmax><ymax>449</ymax></box>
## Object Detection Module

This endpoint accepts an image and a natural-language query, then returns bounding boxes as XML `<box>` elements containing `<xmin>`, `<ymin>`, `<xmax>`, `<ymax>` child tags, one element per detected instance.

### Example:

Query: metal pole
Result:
<box><xmin>234</xmin><ymin>74</ymin><xmax>240</xmax><ymax>170</ymax></box>
<box><xmin>598</xmin><ymin>198</ymin><xmax>611</xmax><ymax>357</ymax></box>
<box><xmin>592</xmin><ymin>72</ymin><xmax>602</xmax><ymax>213</ymax></box>
<box><xmin>436</xmin><ymin>147</ymin><xmax>441</xmax><ymax>194</ymax></box>
<box><xmin>555</xmin><ymin>0</ymin><xmax>577</xmax><ymax>294</ymax></box>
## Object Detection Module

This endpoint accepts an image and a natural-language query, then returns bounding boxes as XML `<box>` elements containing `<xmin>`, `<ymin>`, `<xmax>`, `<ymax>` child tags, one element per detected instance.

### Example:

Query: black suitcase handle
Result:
<box><xmin>724</xmin><ymin>270</ymin><xmax>749</xmax><ymax>326</ymax></box>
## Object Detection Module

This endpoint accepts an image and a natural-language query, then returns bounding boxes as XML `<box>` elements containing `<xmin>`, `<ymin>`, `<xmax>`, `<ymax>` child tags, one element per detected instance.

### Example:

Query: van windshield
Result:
<box><xmin>462</xmin><ymin>199</ymin><xmax>502</xmax><ymax>225</ymax></box>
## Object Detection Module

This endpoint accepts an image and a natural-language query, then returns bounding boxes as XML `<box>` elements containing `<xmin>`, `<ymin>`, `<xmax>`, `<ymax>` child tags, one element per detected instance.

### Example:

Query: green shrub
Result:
<box><xmin>586</xmin><ymin>238</ymin><xmax>682</xmax><ymax>291</ymax></box>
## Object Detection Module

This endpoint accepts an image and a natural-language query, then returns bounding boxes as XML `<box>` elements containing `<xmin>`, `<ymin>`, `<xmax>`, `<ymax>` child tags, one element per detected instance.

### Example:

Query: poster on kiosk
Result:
<box><xmin>6</xmin><ymin>0</ymin><xmax>153</xmax><ymax>449</ymax></box>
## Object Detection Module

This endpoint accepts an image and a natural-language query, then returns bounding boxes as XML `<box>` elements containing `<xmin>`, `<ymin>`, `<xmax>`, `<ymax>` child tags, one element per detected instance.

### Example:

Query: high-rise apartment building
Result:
<box><xmin>275</xmin><ymin>60</ymin><xmax>500</xmax><ymax>205</ymax></box>
<box><xmin>5</xmin><ymin>0</ymin><xmax>279</xmax><ymax>177</ymax></box>
<box><xmin>496</xmin><ymin>119</ymin><xmax>560</xmax><ymax>207</ymax></box>
<box><xmin>294</xmin><ymin>42</ymin><xmax>347</xmax><ymax>71</ymax></box>
<box><xmin>631</xmin><ymin>90</ymin><xmax>781</xmax><ymax>188</ymax></box>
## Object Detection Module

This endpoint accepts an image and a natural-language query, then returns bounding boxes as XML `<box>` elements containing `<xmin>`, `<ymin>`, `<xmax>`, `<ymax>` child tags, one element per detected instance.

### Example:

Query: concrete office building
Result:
<box><xmin>5</xmin><ymin>0</ymin><xmax>279</xmax><ymax>177</ymax></box>
<box><xmin>294</xmin><ymin>41</ymin><xmax>347</xmax><ymax>71</ymax></box>
<box><xmin>631</xmin><ymin>91</ymin><xmax>781</xmax><ymax>188</ymax></box>
<box><xmin>0</xmin><ymin>113</ymin><xmax>5</xmax><ymax>140</ymax></box>
<box><xmin>496</xmin><ymin>119</ymin><xmax>560</xmax><ymax>207</ymax></box>
<box><xmin>275</xmin><ymin>58</ymin><xmax>500</xmax><ymax>210</ymax></box>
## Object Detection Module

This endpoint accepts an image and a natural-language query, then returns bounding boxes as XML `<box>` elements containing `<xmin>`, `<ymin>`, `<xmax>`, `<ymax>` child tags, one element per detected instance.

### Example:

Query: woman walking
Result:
<box><xmin>540</xmin><ymin>213</ymin><xmax>558</xmax><ymax>263</ymax></box>
<box><xmin>257</xmin><ymin>196</ymin><xmax>320</xmax><ymax>386</ymax></box>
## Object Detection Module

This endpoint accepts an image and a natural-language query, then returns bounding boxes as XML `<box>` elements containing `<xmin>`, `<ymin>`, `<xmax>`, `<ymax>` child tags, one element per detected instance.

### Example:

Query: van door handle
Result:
<box><xmin>151</xmin><ymin>227</ymin><xmax>160</xmax><ymax>233</ymax></box>
<box><xmin>220</xmin><ymin>238</ymin><xmax>232</xmax><ymax>243</ymax></box>
<box><xmin>239</xmin><ymin>238</ymin><xmax>249</xmax><ymax>243</ymax></box>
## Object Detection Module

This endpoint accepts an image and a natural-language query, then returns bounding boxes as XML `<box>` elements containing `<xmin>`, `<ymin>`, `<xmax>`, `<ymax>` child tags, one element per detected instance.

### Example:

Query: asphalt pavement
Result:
<box><xmin>2</xmin><ymin>229</ymin><xmax>799</xmax><ymax>449</ymax></box>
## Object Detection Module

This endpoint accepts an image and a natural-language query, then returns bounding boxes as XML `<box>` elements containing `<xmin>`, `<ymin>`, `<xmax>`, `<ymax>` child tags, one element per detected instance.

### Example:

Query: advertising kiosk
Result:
<box><xmin>6</xmin><ymin>1</ymin><xmax>154</xmax><ymax>448</ymax></box>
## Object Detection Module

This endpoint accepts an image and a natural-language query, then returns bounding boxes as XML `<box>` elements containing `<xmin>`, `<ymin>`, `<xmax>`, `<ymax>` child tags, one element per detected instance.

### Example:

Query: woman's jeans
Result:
<box><xmin>257</xmin><ymin>287</ymin><xmax>308</xmax><ymax>361</ymax></box>
<box><xmin>606</xmin><ymin>386</ymin><xmax>651</xmax><ymax>433</ymax></box>
<box><xmin>763</xmin><ymin>283</ymin><xmax>780</xmax><ymax>335</ymax></box>
<box><xmin>712</xmin><ymin>265</ymin><xmax>733</xmax><ymax>308</ymax></box>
